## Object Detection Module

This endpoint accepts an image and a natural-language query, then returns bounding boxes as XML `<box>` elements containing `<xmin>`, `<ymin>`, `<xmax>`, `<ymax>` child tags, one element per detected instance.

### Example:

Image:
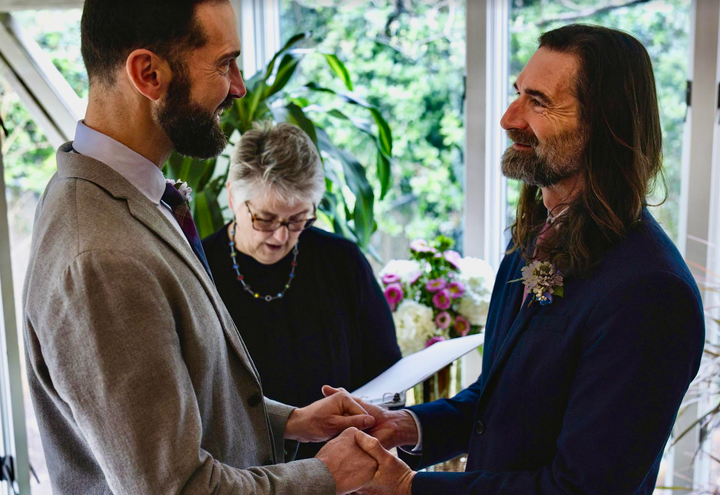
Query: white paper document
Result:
<box><xmin>352</xmin><ymin>333</ymin><xmax>484</xmax><ymax>404</ymax></box>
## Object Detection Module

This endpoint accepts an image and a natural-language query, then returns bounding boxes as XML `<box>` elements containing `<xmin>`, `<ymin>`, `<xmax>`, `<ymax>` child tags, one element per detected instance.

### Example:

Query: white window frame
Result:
<box><xmin>674</xmin><ymin>0</ymin><xmax>720</xmax><ymax>491</ymax></box>
<box><xmin>0</xmin><ymin>144</ymin><xmax>29</xmax><ymax>495</ymax></box>
<box><xmin>232</xmin><ymin>0</ymin><xmax>281</xmax><ymax>79</ymax></box>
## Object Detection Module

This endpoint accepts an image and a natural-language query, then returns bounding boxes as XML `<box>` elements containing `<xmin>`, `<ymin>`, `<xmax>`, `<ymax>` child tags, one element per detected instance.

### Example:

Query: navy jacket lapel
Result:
<box><xmin>478</xmin><ymin>253</ymin><xmax>540</xmax><ymax>399</ymax></box>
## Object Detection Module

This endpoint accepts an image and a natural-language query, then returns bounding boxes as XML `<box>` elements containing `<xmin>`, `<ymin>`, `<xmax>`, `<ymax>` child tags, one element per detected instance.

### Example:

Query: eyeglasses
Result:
<box><xmin>245</xmin><ymin>201</ymin><xmax>317</xmax><ymax>232</ymax></box>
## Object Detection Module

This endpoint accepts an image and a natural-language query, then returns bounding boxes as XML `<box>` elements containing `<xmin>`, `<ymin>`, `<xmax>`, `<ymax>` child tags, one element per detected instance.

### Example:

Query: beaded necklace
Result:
<box><xmin>229</xmin><ymin>221</ymin><xmax>299</xmax><ymax>302</ymax></box>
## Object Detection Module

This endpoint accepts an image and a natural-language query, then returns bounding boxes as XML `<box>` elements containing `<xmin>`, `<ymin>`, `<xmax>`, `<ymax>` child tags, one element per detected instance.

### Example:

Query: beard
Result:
<box><xmin>156</xmin><ymin>65</ymin><xmax>234</xmax><ymax>159</ymax></box>
<box><xmin>501</xmin><ymin>127</ymin><xmax>586</xmax><ymax>187</ymax></box>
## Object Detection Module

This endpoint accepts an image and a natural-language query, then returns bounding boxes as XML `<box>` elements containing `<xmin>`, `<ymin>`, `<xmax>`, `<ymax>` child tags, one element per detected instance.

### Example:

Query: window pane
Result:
<box><xmin>1</xmin><ymin>76</ymin><xmax>54</xmax><ymax>495</ymax></box>
<box><xmin>280</xmin><ymin>0</ymin><xmax>466</xmax><ymax>260</ymax></box>
<box><xmin>506</xmin><ymin>0</ymin><xmax>690</xmax><ymax>245</ymax></box>
<box><xmin>13</xmin><ymin>9</ymin><xmax>88</xmax><ymax>100</ymax></box>
<box><xmin>2</xmin><ymin>9</ymin><xmax>84</xmax><ymax>494</ymax></box>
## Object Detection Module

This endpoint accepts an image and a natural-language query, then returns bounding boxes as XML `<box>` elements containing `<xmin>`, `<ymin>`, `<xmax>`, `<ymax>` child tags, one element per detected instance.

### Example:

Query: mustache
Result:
<box><xmin>217</xmin><ymin>97</ymin><xmax>235</xmax><ymax>113</ymax></box>
<box><xmin>506</xmin><ymin>129</ymin><xmax>539</xmax><ymax>147</ymax></box>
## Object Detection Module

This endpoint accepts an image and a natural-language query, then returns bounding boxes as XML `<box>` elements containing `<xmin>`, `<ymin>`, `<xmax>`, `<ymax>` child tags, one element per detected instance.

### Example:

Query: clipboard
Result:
<box><xmin>352</xmin><ymin>333</ymin><xmax>484</xmax><ymax>407</ymax></box>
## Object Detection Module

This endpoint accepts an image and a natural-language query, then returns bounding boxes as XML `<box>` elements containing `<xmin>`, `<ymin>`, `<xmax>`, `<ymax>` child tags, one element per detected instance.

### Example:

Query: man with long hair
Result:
<box><xmin>22</xmin><ymin>1</ymin><xmax>380</xmax><ymax>493</ymax></box>
<box><xmin>334</xmin><ymin>24</ymin><xmax>706</xmax><ymax>494</ymax></box>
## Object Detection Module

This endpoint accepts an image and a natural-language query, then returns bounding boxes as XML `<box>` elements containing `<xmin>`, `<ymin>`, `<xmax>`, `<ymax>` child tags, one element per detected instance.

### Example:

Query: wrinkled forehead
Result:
<box><xmin>517</xmin><ymin>47</ymin><xmax>581</xmax><ymax>102</ymax></box>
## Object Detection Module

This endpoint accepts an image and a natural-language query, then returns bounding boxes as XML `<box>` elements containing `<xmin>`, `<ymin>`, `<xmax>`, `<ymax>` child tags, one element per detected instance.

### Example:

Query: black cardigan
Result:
<box><xmin>202</xmin><ymin>225</ymin><xmax>401</xmax><ymax>459</ymax></box>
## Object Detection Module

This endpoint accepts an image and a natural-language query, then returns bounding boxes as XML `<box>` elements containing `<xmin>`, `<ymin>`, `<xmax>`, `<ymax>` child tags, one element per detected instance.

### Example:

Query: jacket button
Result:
<box><xmin>247</xmin><ymin>392</ymin><xmax>262</xmax><ymax>407</ymax></box>
<box><xmin>475</xmin><ymin>420</ymin><xmax>485</xmax><ymax>435</ymax></box>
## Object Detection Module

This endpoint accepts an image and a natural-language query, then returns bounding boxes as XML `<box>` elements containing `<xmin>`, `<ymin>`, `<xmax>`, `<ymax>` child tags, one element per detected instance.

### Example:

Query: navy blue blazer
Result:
<box><xmin>406</xmin><ymin>210</ymin><xmax>705</xmax><ymax>494</ymax></box>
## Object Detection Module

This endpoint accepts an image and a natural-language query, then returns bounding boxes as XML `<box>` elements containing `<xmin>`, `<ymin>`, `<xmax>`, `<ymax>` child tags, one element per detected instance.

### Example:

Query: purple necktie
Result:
<box><xmin>162</xmin><ymin>182</ymin><xmax>213</xmax><ymax>281</ymax></box>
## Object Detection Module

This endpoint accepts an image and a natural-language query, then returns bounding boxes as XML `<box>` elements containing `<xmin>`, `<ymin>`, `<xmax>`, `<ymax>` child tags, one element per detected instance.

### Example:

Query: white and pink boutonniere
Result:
<box><xmin>510</xmin><ymin>260</ymin><xmax>564</xmax><ymax>306</ymax></box>
<box><xmin>167</xmin><ymin>179</ymin><xmax>193</xmax><ymax>203</ymax></box>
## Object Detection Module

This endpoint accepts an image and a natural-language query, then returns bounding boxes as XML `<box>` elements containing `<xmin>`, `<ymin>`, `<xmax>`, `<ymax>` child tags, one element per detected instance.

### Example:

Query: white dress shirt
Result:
<box><xmin>72</xmin><ymin>121</ymin><xmax>189</xmax><ymax>246</ymax></box>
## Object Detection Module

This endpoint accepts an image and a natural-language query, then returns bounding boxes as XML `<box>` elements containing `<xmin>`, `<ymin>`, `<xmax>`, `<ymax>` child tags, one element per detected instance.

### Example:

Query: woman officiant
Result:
<box><xmin>202</xmin><ymin>122</ymin><xmax>401</xmax><ymax>459</ymax></box>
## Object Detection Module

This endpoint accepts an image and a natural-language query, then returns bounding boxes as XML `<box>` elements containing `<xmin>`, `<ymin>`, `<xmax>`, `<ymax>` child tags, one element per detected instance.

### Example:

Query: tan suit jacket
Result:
<box><xmin>22</xmin><ymin>144</ymin><xmax>335</xmax><ymax>494</ymax></box>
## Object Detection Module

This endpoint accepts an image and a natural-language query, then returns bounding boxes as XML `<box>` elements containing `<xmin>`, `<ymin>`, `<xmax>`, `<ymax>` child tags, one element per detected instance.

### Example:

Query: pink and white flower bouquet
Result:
<box><xmin>379</xmin><ymin>236</ymin><xmax>495</xmax><ymax>356</ymax></box>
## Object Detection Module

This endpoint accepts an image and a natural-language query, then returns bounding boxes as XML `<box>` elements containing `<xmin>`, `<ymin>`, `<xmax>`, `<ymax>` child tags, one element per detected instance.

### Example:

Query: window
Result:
<box><xmin>279</xmin><ymin>0</ymin><xmax>467</xmax><ymax>261</ymax></box>
<box><xmin>1</xmin><ymin>10</ymin><xmax>84</xmax><ymax>494</ymax></box>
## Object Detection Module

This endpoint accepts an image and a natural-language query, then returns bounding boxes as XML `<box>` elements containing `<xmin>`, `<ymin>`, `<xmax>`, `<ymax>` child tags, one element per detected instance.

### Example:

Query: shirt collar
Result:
<box><xmin>547</xmin><ymin>206</ymin><xmax>569</xmax><ymax>224</ymax></box>
<box><xmin>72</xmin><ymin>121</ymin><xmax>166</xmax><ymax>205</ymax></box>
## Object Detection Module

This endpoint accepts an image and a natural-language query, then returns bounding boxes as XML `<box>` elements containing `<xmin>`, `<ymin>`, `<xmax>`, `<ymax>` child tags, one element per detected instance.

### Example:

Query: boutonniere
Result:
<box><xmin>509</xmin><ymin>260</ymin><xmax>564</xmax><ymax>306</ymax></box>
<box><xmin>167</xmin><ymin>179</ymin><xmax>193</xmax><ymax>203</ymax></box>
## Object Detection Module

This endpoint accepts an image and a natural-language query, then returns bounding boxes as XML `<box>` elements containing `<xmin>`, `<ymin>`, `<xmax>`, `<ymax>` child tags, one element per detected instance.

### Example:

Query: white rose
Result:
<box><xmin>379</xmin><ymin>259</ymin><xmax>423</xmax><ymax>284</ymax></box>
<box><xmin>457</xmin><ymin>294</ymin><xmax>490</xmax><ymax>327</ymax></box>
<box><xmin>393</xmin><ymin>300</ymin><xmax>436</xmax><ymax>356</ymax></box>
<box><xmin>456</xmin><ymin>257</ymin><xmax>495</xmax><ymax>301</ymax></box>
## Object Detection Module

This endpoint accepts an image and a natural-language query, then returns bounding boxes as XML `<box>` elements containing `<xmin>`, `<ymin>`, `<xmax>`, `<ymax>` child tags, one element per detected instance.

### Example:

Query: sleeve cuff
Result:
<box><xmin>399</xmin><ymin>409</ymin><xmax>423</xmax><ymax>453</ymax></box>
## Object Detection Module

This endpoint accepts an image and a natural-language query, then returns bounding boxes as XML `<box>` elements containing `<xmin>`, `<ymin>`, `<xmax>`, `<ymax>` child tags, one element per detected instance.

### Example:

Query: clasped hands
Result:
<box><xmin>285</xmin><ymin>385</ymin><xmax>419</xmax><ymax>495</ymax></box>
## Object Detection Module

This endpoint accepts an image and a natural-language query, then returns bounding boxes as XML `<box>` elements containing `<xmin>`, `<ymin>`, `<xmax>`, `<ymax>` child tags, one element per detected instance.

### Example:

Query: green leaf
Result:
<box><xmin>322</xmin><ymin>53</ymin><xmax>353</xmax><ymax>91</ymax></box>
<box><xmin>306</xmin><ymin>83</ymin><xmax>393</xmax><ymax>194</ymax></box>
<box><xmin>369</xmin><ymin>108</ymin><xmax>393</xmax><ymax>157</ymax></box>
<box><xmin>316</xmin><ymin>128</ymin><xmax>374</xmax><ymax>248</ymax></box>
<box><xmin>265</xmin><ymin>51</ymin><xmax>304</xmax><ymax>99</ymax></box>
<box><xmin>376</xmin><ymin>151</ymin><xmax>391</xmax><ymax>200</ymax></box>
<box><xmin>264</xmin><ymin>32</ymin><xmax>308</xmax><ymax>82</ymax></box>
<box><xmin>284</xmin><ymin>103</ymin><xmax>320</xmax><ymax>154</ymax></box>
<box><xmin>192</xmin><ymin>188</ymin><xmax>225</xmax><ymax>239</ymax></box>
<box><xmin>326</xmin><ymin>108</ymin><xmax>373</xmax><ymax>134</ymax></box>
<box><xmin>236</xmin><ymin>82</ymin><xmax>267</xmax><ymax>130</ymax></box>
<box><xmin>166</xmin><ymin>152</ymin><xmax>184</xmax><ymax>180</ymax></box>
<box><xmin>320</xmin><ymin>191</ymin><xmax>357</xmax><ymax>243</ymax></box>
<box><xmin>321</xmin><ymin>107</ymin><xmax>392</xmax><ymax>198</ymax></box>
<box><xmin>555</xmin><ymin>286</ymin><xmax>564</xmax><ymax>298</ymax></box>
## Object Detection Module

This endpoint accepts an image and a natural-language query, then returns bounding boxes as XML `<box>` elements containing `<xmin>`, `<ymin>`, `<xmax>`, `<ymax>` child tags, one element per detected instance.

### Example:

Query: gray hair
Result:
<box><xmin>228</xmin><ymin>121</ymin><xmax>325</xmax><ymax>207</ymax></box>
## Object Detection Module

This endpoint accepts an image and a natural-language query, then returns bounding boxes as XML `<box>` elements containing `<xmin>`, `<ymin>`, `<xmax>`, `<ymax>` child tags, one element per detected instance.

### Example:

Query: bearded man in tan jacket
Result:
<box><xmin>22</xmin><ymin>1</ymin><xmax>380</xmax><ymax>493</ymax></box>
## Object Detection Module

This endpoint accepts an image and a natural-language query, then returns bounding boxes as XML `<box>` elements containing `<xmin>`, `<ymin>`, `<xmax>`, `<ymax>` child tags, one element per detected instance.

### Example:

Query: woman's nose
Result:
<box><xmin>273</xmin><ymin>225</ymin><xmax>289</xmax><ymax>243</ymax></box>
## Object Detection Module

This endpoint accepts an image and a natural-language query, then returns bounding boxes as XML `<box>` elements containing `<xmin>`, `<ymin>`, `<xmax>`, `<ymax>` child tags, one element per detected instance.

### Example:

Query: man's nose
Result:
<box><xmin>230</xmin><ymin>63</ymin><xmax>246</xmax><ymax>99</ymax></box>
<box><xmin>500</xmin><ymin>98</ymin><xmax>526</xmax><ymax>131</ymax></box>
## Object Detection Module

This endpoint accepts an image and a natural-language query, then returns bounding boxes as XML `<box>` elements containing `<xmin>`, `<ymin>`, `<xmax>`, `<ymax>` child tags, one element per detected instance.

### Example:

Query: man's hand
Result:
<box><xmin>353</xmin><ymin>430</ymin><xmax>415</xmax><ymax>495</ymax></box>
<box><xmin>322</xmin><ymin>386</ymin><xmax>419</xmax><ymax>450</ymax></box>
<box><xmin>285</xmin><ymin>387</ymin><xmax>375</xmax><ymax>443</ymax></box>
<box><xmin>315</xmin><ymin>427</ymin><xmax>378</xmax><ymax>495</ymax></box>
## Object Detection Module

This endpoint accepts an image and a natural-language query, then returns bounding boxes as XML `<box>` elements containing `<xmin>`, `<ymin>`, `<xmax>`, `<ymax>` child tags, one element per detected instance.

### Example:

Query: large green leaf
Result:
<box><xmin>285</xmin><ymin>103</ymin><xmax>319</xmax><ymax>152</ymax></box>
<box><xmin>321</xmin><ymin>107</ymin><xmax>392</xmax><ymax>198</ymax></box>
<box><xmin>236</xmin><ymin>81</ymin><xmax>268</xmax><ymax>130</ymax></box>
<box><xmin>265</xmin><ymin>51</ymin><xmax>305</xmax><ymax>99</ymax></box>
<box><xmin>306</xmin><ymin>84</ymin><xmax>392</xmax><ymax>154</ymax></box>
<box><xmin>264</xmin><ymin>32</ymin><xmax>308</xmax><ymax>82</ymax></box>
<box><xmin>376</xmin><ymin>152</ymin><xmax>391</xmax><ymax>199</ymax></box>
<box><xmin>192</xmin><ymin>188</ymin><xmax>225</xmax><ymax>239</ymax></box>
<box><xmin>320</xmin><ymin>192</ymin><xmax>357</xmax><ymax>243</ymax></box>
<box><xmin>322</xmin><ymin>54</ymin><xmax>353</xmax><ymax>91</ymax></box>
<box><xmin>306</xmin><ymin>83</ymin><xmax>393</xmax><ymax>195</ymax></box>
<box><xmin>316</xmin><ymin>128</ymin><xmax>374</xmax><ymax>247</ymax></box>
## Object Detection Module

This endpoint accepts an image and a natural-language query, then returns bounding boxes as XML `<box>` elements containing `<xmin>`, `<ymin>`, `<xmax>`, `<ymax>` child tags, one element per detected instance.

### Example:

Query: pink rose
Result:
<box><xmin>435</xmin><ymin>311</ymin><xmax>452</xmax><ymax>330</ymax></box>
<box><xmin>426</xmin><ymin>278</ymin><xmax>448</xmax><ymax>293</ymax></box>
<box><xmin>382</xmin><ymin>273</ymin><xmax>401</xmax><ymax>285</ymax></box>
<box><xmin>448</xmin><ymin>281</ymin><xmax>466</xmax><ymax>299</ymax></box>
<box><xmin>410</xmin><ymin>239</ymin><xmax>437</xmax><ymax>254</ymax></box>
<box><xmin>432</xmin><ymin>289</ymin><xmax>452</xmax><ymax>310</ymax></box>
<box><xmin>444</xmin><ymin>250</ymin><xmax>462</xmax><ymax>269</ymax></box>
<box><xmin>384</xmin><ymin>283</ymin><xmax>404</xmax><ymax>311</ymax></box>
<box><xmin>454</xmin><ymin>315</ymin><xmax>471</xmax><ymax>337</ymax></box>
<box><xmin>408</xmin><ymin>270</ymin><xmax>423</xmax><ymax>285</ymax></box>
<box><xmin>425</xmin><ymin>336</ymin><xmax>447</xmax><ymax>348</ymax></box>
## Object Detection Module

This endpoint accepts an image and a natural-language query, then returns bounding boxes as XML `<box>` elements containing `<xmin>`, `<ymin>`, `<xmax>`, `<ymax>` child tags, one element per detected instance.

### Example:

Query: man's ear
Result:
<box><xmin>125</xmin><ymin>49</ymin><xmax>172</xmax><ymax>101</ymax></box>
